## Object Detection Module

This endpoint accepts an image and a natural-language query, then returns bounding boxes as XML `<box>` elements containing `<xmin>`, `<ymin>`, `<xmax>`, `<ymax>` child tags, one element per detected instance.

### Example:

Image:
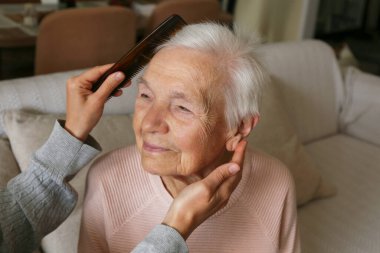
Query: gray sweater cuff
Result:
<box><xmin>132</xmin><ymin>224</ymin><xmax>188</xmax><ymax>253</ymax></box>
<box><xmin>32</xmin><ymin>120</ymin><xmax>101</xmax><ymax>181</ymax></box>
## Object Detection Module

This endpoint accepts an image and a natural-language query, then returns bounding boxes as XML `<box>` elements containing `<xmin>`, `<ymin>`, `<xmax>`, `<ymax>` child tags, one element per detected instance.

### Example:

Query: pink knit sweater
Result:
<box><xmin>78</xmin><ymin>145</ymin><xmax>300</xmax><ymax>253</ymax></box>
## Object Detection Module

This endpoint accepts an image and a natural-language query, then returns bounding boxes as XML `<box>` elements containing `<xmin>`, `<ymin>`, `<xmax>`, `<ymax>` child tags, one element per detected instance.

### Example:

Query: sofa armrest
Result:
<box><xmin>340</xmin><ymin>67</ymin><xmax>380</xmax><ymax>146</ymax></box>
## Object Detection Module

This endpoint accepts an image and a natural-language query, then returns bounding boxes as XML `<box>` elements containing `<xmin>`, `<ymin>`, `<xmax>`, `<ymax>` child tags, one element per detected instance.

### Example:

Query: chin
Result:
<box><xmin>141</xmin><ymin>160</ymin><xmax>173</xmax><ymax>176</ymax></box>
<box><xmin>142</xmin><ymin>165</ymin><xmax>162</xmax><ymax>175</ymax></box>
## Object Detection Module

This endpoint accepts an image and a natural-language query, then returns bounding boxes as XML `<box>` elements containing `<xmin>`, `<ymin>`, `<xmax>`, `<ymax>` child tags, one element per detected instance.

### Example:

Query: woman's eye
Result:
<box><xmin>140</xmin><ymin>93</ymin><xmax>149</xmax><ymax>98</ymax></box>
<box><xmin>178</xmin><ymin>105</ymin><xmax>191</xmax><ymax>112</ymax></box>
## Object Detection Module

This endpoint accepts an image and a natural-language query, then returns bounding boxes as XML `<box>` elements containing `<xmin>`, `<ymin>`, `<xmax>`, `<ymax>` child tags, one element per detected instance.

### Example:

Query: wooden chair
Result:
<box><xmin>145</xmin><ymin>0</ymin><xmax>232</xmax><ymax>34</ymax></box>
<box><xmin>35</xmin><ymin>6</ymin><xmax>136</xmax><ymax>75</ymax></box>
<box><xmin>0</xmin><ymin>0</ymin><xmax>39</xmax><ymax>3</ymax></box>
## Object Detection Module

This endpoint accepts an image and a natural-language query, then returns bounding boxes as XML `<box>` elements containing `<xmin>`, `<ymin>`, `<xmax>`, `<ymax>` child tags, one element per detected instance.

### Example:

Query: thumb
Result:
<box><xmin>202</xmin><ymin>163</ymin><xmax>240</xmax><ymax>193</ymax></box>
<box><xmin>94</xmin><ymin>71</ymin><xmax>125</xmax><ymax>102</ymax></box>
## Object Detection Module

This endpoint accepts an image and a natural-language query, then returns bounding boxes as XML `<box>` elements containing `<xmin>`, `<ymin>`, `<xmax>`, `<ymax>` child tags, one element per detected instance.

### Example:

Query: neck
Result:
<box><xmin>161</xmin><ymin>150</ymin><xmax>232</xmax><ymax>198</ymax></box>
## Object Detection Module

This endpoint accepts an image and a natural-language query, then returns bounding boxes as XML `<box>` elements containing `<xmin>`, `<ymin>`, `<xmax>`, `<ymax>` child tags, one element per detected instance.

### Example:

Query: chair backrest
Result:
<box><xmin>0</xmin><ymin>0</ymin><xmax>39</xmax><ymax>3</ymax></box>
<box><xmin>145</xmin><ymin>0</ymin><xmax>221</xmax><ymax>34</ymax></box>
<box><xmin>35</xmin><ymin>6</ymin><xmax>136</xmax><ymax>75</ymax></box>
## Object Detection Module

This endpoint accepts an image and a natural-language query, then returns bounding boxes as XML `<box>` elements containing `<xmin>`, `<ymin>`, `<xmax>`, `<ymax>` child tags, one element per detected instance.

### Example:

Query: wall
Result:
<box><xmin>234</xmin><ymin>0</ymin><xmax>305</xmax><ymax>42</ymax></box>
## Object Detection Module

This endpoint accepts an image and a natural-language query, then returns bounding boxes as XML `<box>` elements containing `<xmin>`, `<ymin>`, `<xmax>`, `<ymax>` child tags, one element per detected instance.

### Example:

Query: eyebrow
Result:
<box><xmin>169</xmin><ymin>90</ymin><xmax>191</xmax><ymax>101</ymax></box>
<box><xmin>137</xmin><ymin>76</ymin><xmax>196</xmax><ymax>103</ymax></box>
<box><xmin>137</xmin><ymin>76</ymin><xmax>148</xmax><ymax>86</ymax></box>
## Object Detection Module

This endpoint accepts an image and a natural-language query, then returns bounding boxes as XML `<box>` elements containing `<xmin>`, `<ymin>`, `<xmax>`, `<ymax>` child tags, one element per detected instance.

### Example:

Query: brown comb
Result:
<box><xmin>91</xmin><ymin>15</ymin><xmax>187</xmax><ymax>96</ymax></box>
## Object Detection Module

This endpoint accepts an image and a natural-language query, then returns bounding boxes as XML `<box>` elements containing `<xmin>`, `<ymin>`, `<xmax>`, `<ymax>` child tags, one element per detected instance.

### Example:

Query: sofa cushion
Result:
<box><xmin>299</xmin><ymin>134</ymin><xmax>380</xmax><ymax>253</ymax></box>
<box><xmin>0</xmin><ymin>70</ymin><xmax>138</xmax><ymax>138</ymax></box>
<box><xmin>2</xmin><ymin>110</ymin><xmax>136</xmax><ymax>253</ymax></box>
<box><xmin>258</xmin><ymin>40</ymin><xmax>344</xmax><ymax>143</ymax></box>
<box><xmin>248</xmin><ymin>80</ymin><xmax>335</xmax><ymax>206</ymax></box>
<box><xmin>340</xmin><ymin>67</ymin><xmax>380</xmax><ymax>147</ymax></box>
<box><xmin>0</xmin><ymin>138</ymin><xmax>20</xmax><ymax>188</ymax></box>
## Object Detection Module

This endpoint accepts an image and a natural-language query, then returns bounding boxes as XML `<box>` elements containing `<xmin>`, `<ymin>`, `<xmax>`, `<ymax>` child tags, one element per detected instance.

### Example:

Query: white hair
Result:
<box><xmin>157</xmin><ymin>22</ymin><xmax>268</xmax><ymax>130</ymax></box>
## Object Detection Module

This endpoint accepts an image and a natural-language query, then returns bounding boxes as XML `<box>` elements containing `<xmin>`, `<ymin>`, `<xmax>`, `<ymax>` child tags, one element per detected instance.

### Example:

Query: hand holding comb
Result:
<box><xmin>91</xmin><ymin>15</ymin><xmax>187</xmax><ymax>97</ymax></box>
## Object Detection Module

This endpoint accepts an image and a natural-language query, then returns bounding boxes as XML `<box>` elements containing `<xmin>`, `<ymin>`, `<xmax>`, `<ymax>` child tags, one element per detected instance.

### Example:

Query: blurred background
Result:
<box><xmin>0</xmin><ymin>0</ymin><xmax>379</xmax><ymax>80</ymax></box>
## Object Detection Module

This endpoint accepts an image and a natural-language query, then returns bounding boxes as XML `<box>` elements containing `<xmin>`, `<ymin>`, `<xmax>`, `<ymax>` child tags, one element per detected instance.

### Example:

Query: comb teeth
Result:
<box><xmin>107</xmin><ymin>66</ymin><xmax>144</xmax><ymax>98</ymax></box>
<box><xmin>106</xmin><ymin>64</ymin><xmax>145</xmax><ymax>102</ymax></box>
<box><xmin>131</xmin><ymin>65</ymin><xmax>146</xmax><ymax>80</ymax></box>
<box><xmin>92</xmin><ymin>15</ymin><xmax>187</xmax><ymax>98</ymax></box>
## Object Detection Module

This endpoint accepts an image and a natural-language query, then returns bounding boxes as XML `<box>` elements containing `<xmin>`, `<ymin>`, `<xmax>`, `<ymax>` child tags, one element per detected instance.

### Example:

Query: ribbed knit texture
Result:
<box><xmin>79</xmin><ymin>146</ymin><xmax>300</xmax><ymax>253</ymax></box>
<box><xmin>0</xmin><ymin>121</ymin><xmax>100</xmax><ymax>253</ymax></box>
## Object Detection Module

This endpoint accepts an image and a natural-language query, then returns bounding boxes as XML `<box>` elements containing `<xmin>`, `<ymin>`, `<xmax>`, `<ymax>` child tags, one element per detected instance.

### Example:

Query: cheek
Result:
<box><xmin>173</xmin><ymin>123</ymin><xmax>221</xmax><ymax>165</ymax></box>
<box><xmin>173</xmin><ymin>121</ymin><xmax>205</xmax><ymax>149</ymax></box>
<box><xmin>133</xmin><ymin>107</ymin><xmax>144</xmax><ymax>147</ymax></box>
<box><xmin>175</xmin><ymin>137</ymin><xmax>225</xmax><ymax>176</ymax></box>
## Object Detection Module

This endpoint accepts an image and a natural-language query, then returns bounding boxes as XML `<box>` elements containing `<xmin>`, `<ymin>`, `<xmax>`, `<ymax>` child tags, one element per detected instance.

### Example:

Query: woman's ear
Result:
<box><xmin>226</xmin><ymin>116</ymin><xmax>259</xmax><ymax>151</ymax></box>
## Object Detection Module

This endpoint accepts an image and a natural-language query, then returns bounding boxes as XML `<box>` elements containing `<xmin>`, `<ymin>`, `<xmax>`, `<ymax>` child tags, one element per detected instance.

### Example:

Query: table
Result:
<box><xmin>0</xmin><ymin>1</ymin><xmax>108</xmax><ymax>80</ymax></box>
<box><xmin>0</xmin><ymin>5</ymin><xmax>36</xmax><ymax>80</ymax></box>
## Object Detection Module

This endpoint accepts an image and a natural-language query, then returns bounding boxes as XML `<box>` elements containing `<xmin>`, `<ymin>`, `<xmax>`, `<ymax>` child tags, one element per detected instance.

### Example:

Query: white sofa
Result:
<box><xmin>1</xmin><ymin>40</ymin><xmax>380</xmax><ymax>253</ymax></box>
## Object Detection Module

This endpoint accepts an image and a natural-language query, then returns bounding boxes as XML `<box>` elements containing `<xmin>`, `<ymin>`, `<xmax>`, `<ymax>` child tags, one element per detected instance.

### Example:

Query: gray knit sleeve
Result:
<box><xmin>132</xmin><ymin>224</ymin><xmax>189</xmax><ymax>253</ymax></box>
<box><xmin>0</xmin><ymin>120</ymin><xmax>100</xmax><ymax>253</ymax></box>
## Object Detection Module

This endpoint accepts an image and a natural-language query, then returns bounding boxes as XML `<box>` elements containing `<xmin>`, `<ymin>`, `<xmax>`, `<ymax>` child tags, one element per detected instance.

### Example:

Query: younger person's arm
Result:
<box><xmin>0</xmin><ymin>121</ymin><xmax>100</xmax><ymax>253</ymax></box>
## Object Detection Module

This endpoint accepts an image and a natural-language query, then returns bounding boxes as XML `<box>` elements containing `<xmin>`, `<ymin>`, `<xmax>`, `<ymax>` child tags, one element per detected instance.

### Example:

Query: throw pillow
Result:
<box><xmin>248</xmin><ymin>79</ymin><xmax>336</xmax><ymax>206</ymax></box>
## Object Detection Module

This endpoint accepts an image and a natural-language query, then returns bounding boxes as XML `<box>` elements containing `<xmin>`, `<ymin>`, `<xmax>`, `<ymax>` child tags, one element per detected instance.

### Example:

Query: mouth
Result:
<box><xmin>143</xmin><ymin>141</ymin><xmax>170</xmax><ymax>153</ymax></box>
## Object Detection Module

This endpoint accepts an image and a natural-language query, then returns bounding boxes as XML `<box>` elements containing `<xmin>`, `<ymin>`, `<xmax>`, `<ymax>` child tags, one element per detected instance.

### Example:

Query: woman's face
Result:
<box><xmin>133</xmin><ymin>47</ymin><xmax>231</xmax><ymax>177</ymax></box>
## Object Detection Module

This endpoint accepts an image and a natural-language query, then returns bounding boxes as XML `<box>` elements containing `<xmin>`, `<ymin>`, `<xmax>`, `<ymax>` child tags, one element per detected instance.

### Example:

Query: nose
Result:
<box><xmin>141</xmin><ymin>104</ymin><xmax>169</xmax><ymax>134</ymax></box>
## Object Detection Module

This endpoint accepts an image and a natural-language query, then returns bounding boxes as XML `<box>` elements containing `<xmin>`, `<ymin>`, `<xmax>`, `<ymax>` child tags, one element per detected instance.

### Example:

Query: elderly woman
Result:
<box><xmin>79</xmin><ymin>23</ymin><xmax>300</xmax><ymax>252</ymax></box>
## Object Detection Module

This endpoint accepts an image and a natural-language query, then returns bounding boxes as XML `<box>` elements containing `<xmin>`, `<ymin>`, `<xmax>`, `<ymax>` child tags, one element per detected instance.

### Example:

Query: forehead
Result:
<box><xmin>142</xmin><ymin>47</ymin><xmax>224</xmax><ymax>101</ymax></box>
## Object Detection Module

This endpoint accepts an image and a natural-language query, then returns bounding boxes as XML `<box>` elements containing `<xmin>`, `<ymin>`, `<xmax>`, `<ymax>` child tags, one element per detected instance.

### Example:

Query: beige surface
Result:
<box><xmin>248</xmin><ymin>80</ymin><xmax>335</xmax><ymax>206</ymax></box>
<box><xmin>146</xmin><ymin>0</ymin><xmax>224</xmax><ymax>35</ymax></box>
<box><xmin>234</xmin><ymin>0</ymin><xmax>303</xmax><ymax>42</ymax></box>
<box><xmin>299</xmin><ymin>135</ymin><xmax>380</xmax><ymax>253</ymax></box>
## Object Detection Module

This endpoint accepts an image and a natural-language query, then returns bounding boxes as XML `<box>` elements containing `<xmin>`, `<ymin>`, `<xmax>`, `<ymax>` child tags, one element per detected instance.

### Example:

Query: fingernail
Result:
<box><xmin>114</xmin><ymin>72</ymin><xmax>124</xmax><ymax>81</ymax></box>
<box><xmin>228</xmin><ymin>164</ymin><xmax>240</xmax><ymax>175</ymax></box>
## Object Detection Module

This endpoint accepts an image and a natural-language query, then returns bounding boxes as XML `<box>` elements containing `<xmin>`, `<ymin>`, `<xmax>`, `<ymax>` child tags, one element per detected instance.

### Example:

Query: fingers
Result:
<box><xmin>206</xmin><ymin>140</ymin><xmax>248</xmax><ymax>198</ymax></box>
<box><xmin>202</xmin><ymin>163</ymin><xmax>240</xmax><ymax>194</ymax></box>
<box><xmin>93</xmin><ymin>71</ymin><xmax>126</xmax><ymax>102</ymax></box>
<box><xmin>79</xmin><ymin>64</ymin><xmax>114</xmax><ymax>83</ymax></box>
<box><xmin>202</xmin><ymin>140</ymin><xmax>248</xmax><ymax>193</ymax></box>
<box><xmin>113</xmin><ymin>89</ymin><xmax>123</xmax><ymax>97</ymax></box>
<box><xmin>231</xmin><ymin>140</ymin><xmax>247</xmax><ymax>167</ymax></box>
<box><xmin>121</xmin><ymin>80</ymin><xmax>132</xmax><ymax>88</ymax></box>
<box><xmin>110</xmin><ymin>80</ymin><xmax>130</xmax><ymax>98</ymax></box>
<box><xmin>71</xmin><ymin>64</ymin><xmax>131</xmax><ymax>102</ymax></box>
